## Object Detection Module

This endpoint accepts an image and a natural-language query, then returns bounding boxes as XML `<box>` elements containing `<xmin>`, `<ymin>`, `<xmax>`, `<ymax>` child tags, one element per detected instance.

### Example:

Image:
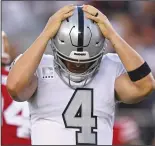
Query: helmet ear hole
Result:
<box><xmin>58</xmin><ymin>36</ymin><xmax>65</xmax><ymax>44</ymax></box>
<box><xmin>96</xmin><ymin>42</ymin><xmax>99</xmax><ymax>46</ymax></box>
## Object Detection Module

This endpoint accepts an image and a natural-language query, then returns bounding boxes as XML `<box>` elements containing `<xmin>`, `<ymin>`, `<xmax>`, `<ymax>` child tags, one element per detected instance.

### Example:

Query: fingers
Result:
<box><xmin>60</xmin><ymin>4</ymin><xmax>75</xmax><ymax>14</ymax></box>
<box><xmin>62</xmin><ymin>11</ymin><xmax>74</xmax><ymax>20</ymax></box>
<box><xmin>82</xmin><ymin>4</ymin><xmax>98</xmax><ymax>16</ymax></box>
<box><xmin>53</xmin><ymin>4</ymin><xmax>75</xmax><ymax>22</ymax></box>
<box><xmin>59</xmin><ymin>4</ymin><xmax>75</xmax><ymax>21</ymax></box>
<box><xmin>85</xmin><ymin>12</ymin><xmax>99</xmax><ymax>23</ymax></box>
<box><xmin>82</xmin><ymin>4</ymin><xmax>107</xmax><ymax>23</ymax></box>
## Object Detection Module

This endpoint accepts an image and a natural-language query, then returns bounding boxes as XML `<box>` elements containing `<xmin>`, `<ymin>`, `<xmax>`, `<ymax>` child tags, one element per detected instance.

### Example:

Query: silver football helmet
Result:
<box><xmin>51</xmin><ymin>6</ymin><xmax>106</xmax><ymax>89</ymax></box>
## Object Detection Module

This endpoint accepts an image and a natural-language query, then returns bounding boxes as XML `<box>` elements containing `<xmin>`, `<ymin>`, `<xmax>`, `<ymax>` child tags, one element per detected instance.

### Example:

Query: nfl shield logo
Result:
<box><xmin>41</xmin><ymin>67</ymin><xmax>54</xmax><ymax>79</ymax></box>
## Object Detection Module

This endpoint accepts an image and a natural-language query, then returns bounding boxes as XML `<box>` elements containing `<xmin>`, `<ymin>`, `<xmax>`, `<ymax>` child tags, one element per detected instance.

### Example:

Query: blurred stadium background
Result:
<box><xmin>1</xmin><ymin>1</ymin><xmax>155</xmax><ymax>145</ymax></box>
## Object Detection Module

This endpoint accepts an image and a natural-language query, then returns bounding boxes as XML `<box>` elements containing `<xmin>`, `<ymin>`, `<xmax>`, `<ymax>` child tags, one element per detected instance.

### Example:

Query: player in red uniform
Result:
<box><xmin>1</xmin><ymin>31</ymin><xmax>31</xmax><ymax>145</ymax></box>
<box><xmin>113</xmin><ymin>116</ymin><xmax>143</xmax><ymax>145</ymax></box>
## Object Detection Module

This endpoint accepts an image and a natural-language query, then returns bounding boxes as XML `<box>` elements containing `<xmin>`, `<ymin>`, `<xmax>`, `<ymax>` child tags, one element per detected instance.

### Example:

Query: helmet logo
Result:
<box><xmin>70</xmin><ymin>51</ymin><xmax>90</xmax><ymax>60</ymax></box>
<box><xmin>74</xmin><ymin>52</ymin><xmax>86</xmax><ymax>56</ymax></box>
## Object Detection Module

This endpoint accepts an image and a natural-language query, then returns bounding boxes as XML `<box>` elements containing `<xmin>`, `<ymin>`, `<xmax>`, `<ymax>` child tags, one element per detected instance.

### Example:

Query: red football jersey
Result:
<box><xmin>113</xmin><ymin>116</ymin><xmax>139</xmax><ymax>145</ymax></box>
<box><xmin>1</xmin><ymin>66</ymin><xmax>31</xmax><ymax>145</ymax></box>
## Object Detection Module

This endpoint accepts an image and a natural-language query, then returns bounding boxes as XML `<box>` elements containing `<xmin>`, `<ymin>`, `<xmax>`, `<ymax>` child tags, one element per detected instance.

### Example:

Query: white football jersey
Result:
<box><xmin>11</xmin><ymin>53</ymin><xmax>126</xmax><ymax>145</ymax></box>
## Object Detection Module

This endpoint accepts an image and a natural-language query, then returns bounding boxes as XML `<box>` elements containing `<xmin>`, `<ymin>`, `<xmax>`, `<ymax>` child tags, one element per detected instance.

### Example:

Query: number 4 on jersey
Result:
<box><xmin>62</xmin><ymin>88</ymin><xmax>97</xmax><ymax>145</ymax></box>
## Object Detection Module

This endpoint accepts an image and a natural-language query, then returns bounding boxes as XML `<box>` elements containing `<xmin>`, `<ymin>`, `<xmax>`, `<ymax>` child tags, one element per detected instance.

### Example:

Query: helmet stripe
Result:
<box><xmin>77</xmin><ymin>6</ymin><xmax>84</xmax><ymax>52</ymax></box>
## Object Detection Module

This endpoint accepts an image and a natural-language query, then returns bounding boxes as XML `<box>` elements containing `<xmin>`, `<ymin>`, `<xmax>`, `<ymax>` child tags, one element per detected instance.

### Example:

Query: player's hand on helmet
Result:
<box><xmin>82</xmin><ymin>4</ymin><xmax>116</xmax><ymax>40</ymax></box>
<box><xmin>42</xmin><ymin>4</ymin><xmax>75</xmax><ymax>39</ymax></box>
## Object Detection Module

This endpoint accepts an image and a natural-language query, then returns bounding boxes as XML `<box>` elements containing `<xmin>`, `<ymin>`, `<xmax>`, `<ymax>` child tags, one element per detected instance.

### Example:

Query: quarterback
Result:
<box><xmin>7</xmin><ymin>4</ymin><xmax>155</xmax><ymax>145</ymax></box>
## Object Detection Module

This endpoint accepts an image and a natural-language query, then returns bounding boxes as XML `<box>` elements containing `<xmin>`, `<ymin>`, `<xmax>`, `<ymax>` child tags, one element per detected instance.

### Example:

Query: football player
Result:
<box><xmin>113</xmin><ymin>116</ymin><xmax>143</xmax><ymax>145</ymax></box>
<box><xmin>1</xmin><ymin>31</ymin><xmax>31</xmax><ymax>145</ymax></box>
<box><xmin>7</xmin><ymin>4</ymin><xmax>155</xmax><ymax>145</ymax></box>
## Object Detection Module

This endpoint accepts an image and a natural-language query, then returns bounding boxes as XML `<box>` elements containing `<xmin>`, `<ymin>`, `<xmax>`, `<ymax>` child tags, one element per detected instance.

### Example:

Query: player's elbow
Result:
<box><xmin>140</xmin><ymin>76</ymin><xmax>155</xmax><ymax>96</ymax></box>
<box><xmin>7</xmin><ymin>74</ymin><xmax>38</xmax><ymax>102</ymax></box>
<box><xmin>136</xmin><ymin>74</ymin><xmax>155</xmax><ymax>96</ymax></box>
<box><xmin>124</xmin><ymin>81</ymin><xmax>154</xmax><ymax>104</ymax></box>
<box><xmin>6</xmin><ymin>79</ymin><xmax>25</xmax><ymax>102</ymax></box>
<box><xmin>130</xmin><ymin>79</ymin><xmax>155</xmax><ymax>104</ymax></box>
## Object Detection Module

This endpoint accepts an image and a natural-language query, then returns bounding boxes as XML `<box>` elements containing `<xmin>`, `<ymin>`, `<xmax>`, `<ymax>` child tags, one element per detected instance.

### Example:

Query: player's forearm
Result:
<box><xmin>7</xmin><ymin>32</ymin><xmax>50</xmax><ymax>93</ymax></box>
<box><xmin>109</xmin><ymin>32</ymin><xmax>144</xmax><ymax>71</ymax></box>
<box><xmin>110</xmin><ymin>32</ymin><xmax>155</xmax><ymax>97</ymax></box>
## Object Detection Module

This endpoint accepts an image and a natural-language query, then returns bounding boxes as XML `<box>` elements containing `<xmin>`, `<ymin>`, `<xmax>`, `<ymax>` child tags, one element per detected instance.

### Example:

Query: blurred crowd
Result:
<box><xmin>2</xmin><ymin>1</ymin><xmax>155</xmax><ymax>145</ymax></box>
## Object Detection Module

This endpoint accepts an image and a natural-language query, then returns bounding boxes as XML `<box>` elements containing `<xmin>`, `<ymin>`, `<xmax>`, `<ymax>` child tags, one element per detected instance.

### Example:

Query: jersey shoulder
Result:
<box><xmin>40</xmin><ymin>54</ymin><xmax>54</xmax><ymax>64</ymax></box>
<box><xmin>102</xmin><ymin>53</ymin><xmax>122</xmax><ymax>64</ymax></box>
<box><xmin>42</xmin><ymin>54</ymin><xmax>54</xmax><ymax>60</ymax></box>
<box><xmin>10</xmin><ymin>54</ymin><xmax>54</xmax><ymax>70</ymax></box>
<box><xmin>101</xmin><ymin>53</ymin><xmax>126</xmax><ymax>77</ymax></box>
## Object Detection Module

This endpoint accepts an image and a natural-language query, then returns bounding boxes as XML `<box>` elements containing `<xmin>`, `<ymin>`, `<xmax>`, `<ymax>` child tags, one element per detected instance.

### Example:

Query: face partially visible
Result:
<box><xmin>62</xmin><ymin>59</ymin><xmax>94</xmax><ymax>74</ymax></box>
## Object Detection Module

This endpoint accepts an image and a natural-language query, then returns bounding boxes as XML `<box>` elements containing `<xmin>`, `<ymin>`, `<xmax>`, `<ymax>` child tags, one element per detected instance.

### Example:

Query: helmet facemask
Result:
<box><xmin>51</xmin><ymin>42</ymin><xmax>105</xmax><ymax>89</ymax></box>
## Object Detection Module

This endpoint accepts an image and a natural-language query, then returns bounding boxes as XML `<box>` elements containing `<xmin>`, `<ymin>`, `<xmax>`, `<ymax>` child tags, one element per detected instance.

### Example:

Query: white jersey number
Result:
<box><xmin>3</xmin><ymin>99</ymin><xmax>30</xmax><ymax>139</ymax></box>
<box><xmin>62</xmin><ymin>88</ymin><xmax>97</xmax><ymax>145</ymax></box>
<box><xmin>2</xmin><ymin>74</ymin><xmax>30</xmax><ymax>139</ymax></box>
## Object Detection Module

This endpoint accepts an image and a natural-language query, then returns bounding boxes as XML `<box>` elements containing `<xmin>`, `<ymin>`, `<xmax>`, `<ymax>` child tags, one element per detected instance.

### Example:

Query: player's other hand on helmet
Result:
<box><xmin>82</xmin><ymin>4</ymin><xmax>116</xmax><ymax>40</ymax></box>
<box><xmin>42</xmin><ymin>4</ymin><xmax>75</xmax><ymax>40</ymax></box>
